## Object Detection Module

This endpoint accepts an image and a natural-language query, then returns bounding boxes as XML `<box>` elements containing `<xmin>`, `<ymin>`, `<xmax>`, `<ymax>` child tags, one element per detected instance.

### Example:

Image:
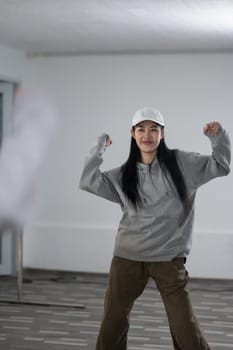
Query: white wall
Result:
<box><xmin>0</xmin><ymin>45</ymin><xmax>28</xmax><ymax>82</ymax></box>
<box><xmin>11</xmin><ymin>53</ymin><xmax>233</xmax><ymax>279</ymax></box>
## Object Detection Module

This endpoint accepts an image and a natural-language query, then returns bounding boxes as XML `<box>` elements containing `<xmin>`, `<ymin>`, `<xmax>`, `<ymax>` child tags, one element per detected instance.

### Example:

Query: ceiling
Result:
<box><xmin>0</xmin><ymin>0</ymin><xmax>233</xmax><ymax>56</ymax></box>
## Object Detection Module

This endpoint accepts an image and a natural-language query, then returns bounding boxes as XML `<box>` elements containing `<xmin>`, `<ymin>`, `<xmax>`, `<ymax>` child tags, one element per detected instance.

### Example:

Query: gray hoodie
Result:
<box><xmin>79</xmin><ymin>127</ymin><xmax>231</xmax><ymax>262</ymax></box>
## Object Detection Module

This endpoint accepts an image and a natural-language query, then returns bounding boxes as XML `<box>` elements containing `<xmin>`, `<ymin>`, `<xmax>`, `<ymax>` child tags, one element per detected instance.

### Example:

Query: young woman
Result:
<box><xmin>79</xmin><ymin>107</ymin><xmax>231</xmax><ymax>350</ymax></box>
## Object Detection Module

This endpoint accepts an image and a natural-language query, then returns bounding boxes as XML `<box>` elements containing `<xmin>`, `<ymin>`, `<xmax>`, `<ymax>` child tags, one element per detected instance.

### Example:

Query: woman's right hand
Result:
<box><xmin>105</xmin><ymin>135</ymin><xmax>112</xmax><ymax>147</ymax></box>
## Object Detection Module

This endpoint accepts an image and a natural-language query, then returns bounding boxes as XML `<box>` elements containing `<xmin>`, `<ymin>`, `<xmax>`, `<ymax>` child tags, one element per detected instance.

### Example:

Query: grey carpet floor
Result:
<box><xmin>0</xmin><ymin>270</ymin><xmax>233</xmax><ymax>350</ymax></box>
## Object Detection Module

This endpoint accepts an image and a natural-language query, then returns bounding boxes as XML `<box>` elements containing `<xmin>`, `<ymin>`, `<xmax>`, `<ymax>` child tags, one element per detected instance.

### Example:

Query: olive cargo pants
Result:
<box><xmin>96</xmin><ymin>256</ymin><xmax>210</xmax><ymax>350</ymax></box>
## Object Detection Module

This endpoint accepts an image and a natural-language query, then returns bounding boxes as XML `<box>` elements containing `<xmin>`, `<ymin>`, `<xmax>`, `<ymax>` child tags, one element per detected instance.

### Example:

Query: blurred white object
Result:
<box><xmin>0</xmin><ymin>91</ymin><xmax>58</xmax><ymax>226</ymax></box>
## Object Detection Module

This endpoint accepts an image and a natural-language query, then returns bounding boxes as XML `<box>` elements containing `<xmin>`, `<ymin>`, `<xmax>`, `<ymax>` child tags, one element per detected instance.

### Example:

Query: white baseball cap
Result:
<box><xmin>132</xmin><ymin>107</ymin><xmax>165</xmax><ymax>127</ymax></box>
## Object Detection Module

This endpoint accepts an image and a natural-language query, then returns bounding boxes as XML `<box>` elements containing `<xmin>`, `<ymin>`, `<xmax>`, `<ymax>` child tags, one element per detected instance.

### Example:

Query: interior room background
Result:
<box><xmin>0</xmin><ymin>45</ymin><xmax>232</xmax><ymax>279</ymax></box>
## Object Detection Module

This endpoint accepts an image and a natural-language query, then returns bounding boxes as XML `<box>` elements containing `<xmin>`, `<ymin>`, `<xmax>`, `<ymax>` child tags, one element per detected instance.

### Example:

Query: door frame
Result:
<box><xmin>0</xmin><ymin>81</ymin><xmax>17</xmax><ymax>275</ymax></box>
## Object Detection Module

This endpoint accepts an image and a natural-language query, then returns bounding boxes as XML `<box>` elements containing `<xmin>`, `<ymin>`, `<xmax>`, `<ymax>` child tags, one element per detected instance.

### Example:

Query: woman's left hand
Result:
<box><xmin>203</xmin><ymin>121</ymin><xmax>221</xmax><ymax>137</ymax></box>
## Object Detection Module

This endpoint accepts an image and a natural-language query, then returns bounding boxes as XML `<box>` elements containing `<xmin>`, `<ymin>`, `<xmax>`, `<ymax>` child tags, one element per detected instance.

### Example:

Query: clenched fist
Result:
<box><xmin>203</xmin><ymin>121</ymin><xmax>221</xmax><ymax>137</ymax></box>
<box><xmin>105</xmin><ymin>135</ymin><xmax>112</xmax><ymax>147</ymax></box>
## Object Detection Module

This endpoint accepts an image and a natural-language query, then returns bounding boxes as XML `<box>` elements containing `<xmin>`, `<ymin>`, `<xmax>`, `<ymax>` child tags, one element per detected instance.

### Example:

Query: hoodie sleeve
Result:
<box><xmin>79</xmin><ymin>133</ymin><xmax>121</xmax><ymax>204</ymax></box>
<box><xmin>177</xmin><ymin>125</ymin><xmax>231</xmax><ymax>190</ymax></box>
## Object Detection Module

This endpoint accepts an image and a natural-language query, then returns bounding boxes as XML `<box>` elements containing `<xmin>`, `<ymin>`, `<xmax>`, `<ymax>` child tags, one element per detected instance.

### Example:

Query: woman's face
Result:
<box><xmin>131</xmin><ymin>120</ymin><xmax>164</xmax><ymax>157</ymax></box>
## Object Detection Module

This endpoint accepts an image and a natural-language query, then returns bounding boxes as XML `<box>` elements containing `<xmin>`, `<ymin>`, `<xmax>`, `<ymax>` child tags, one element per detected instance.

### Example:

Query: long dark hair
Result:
<box><xmin>121</xmin><ymin>130</ymin><xmax>190</xmax><ymax>212</ymax></box>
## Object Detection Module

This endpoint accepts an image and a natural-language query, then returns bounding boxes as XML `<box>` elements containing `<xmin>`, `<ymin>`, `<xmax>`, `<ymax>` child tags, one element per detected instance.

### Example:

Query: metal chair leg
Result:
<box><xmin>17</xmin><ymin>229</ymin><xmax>23</xmax><ymax>302</ymax></box>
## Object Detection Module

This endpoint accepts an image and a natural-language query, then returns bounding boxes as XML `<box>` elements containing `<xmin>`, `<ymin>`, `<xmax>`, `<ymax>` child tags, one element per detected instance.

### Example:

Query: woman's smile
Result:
<box><xmin>142</xmin><ymin>140</ymin><xmax>153</xmax><ymax>145</ymax></box>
